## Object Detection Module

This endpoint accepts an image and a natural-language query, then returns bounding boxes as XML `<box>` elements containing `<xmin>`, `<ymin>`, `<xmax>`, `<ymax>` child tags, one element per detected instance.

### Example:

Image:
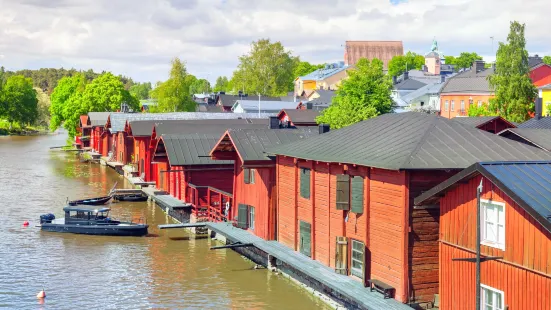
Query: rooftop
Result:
<box><xmin>452</xmin><ymin>116</ymin><xmax>515</xmax><ymax>129</ymax></box>
<box><xmin>498</xmin><ymin>128</ymin><xmax>551</xmax><ymax>152</ymax></box>
<box><xmin>518</xmin><ymin>117</ymin><xmax>551</xmax><ymax>129</ymax></box>
<box><xmin>299</xmin><ymin>63</ymin><xmax>349</xmax><ymax>81</ymax></box>
<box><xmin>157</xmin><ymin>133</ymin><xmax>233</xmax><ymax>166</ymax></box>
<box><xmin>278</xmin><ymin>109</ymin><xmax>320</xmax><ymax>125</ymax></box>
<box><xmin>440</xmin><ymin>67</ymin><xmax>494</xmax><ymax>94</ymax></box>
<box><xmin>232</xmin><ymin>100</ymin><xmax>300</xmax><ymax>113</ymax></box>
<box><xmin>87</xmin><ymin>112</ymin><xmax>111</xmax><ymax>127</ymax></box>
<box><xmin>267</xmin><ymin>112</ymin><xmax>551</xmax><ymax>170</ymax></box>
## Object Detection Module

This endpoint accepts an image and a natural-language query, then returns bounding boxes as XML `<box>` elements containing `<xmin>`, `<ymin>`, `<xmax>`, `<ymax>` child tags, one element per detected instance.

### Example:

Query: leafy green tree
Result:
<box><xmin>316</xmin><ymin>58</ymin><xmax>392</xmax><ymax>129</ymax></box>
<box><xmin>213</xmin><ymin>76</ymin><xmax>229</xmax><ymax>92</ymax></box>
<box><xmin>189</xmin><ymin>78</ymin><xmax>211</xmax><ymax>94</ymax></box>
<box><xmin>129</xmin><ymin>82</ymin><xmax>152</xmax><ymax>100</ymax></box>
<box><xmin>467</xmin><ymin>102</ymin><xmax>497</xmax><ymax>117</ymax></box>
<box><xmin>230</xmin><ymin>39</ymin><xmax>296</xmax><ymax>96</ymax></box>
<box><xmin>488</xmin><ymin>21</ymin><xmax>537</xmax><ymax>123</ymax></box>
<box><xmin>150</xmin><ymin>58</ymin><xmax>196</xmax><ymax>112</ymax></box>
<box><xmin>49</xmin><ymin>74</ymin><xmax>86</xmax><ymax>133</ymax></box>
<box><xmin>80</xmin><ymin>72</ymin><xmax>139</xmax><ymax>113</ymax></box>
<box><xmin>444</xmin><ymin>56</ymin><xmax>456</xmax><ymax>66</ymax></box>
<box><xmin>293</xmin><ymin>61</ymin><xmax>325</xmax><ymax>78</ymax></box>
<box><xmin>387</xmin><ymin>51</ymin><xmax>425</xmax><ymax>77</ymax></box>
<box><xmin>0</xmin><ymin>75</ymin><xmax>38</xmax><ymax>127</ymax></box>
<box><xmin>445</xmin><ymin>52</ymin><xmax>483</xmax><ymax>70</ymax></box>
<box><xmin>543</xmin><ymin>56</ymin><xmax>551</xmax><ymax>65</ymax></box>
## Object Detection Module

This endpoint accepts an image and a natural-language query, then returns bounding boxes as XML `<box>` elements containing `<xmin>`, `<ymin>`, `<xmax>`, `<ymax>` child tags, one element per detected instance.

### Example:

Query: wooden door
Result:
<box><xmin>335</xmin><ymin>236</ymin><xmax>348</xmax><ymax>275</ymax></box>
<box><xmin>299</xmin><ymin>221</ymin><xmax>312</xmax><ymax>257</ymax></box>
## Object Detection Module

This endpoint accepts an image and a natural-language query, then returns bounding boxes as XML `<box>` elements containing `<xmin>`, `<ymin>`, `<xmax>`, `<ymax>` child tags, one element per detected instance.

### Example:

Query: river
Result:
<box><xmin>0</xmin><ymin>132</ymin><xmax>328</xmax><ymax>309</ymax></box>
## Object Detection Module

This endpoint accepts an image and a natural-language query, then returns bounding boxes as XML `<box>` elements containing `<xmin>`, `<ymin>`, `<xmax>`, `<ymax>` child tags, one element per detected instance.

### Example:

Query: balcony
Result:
<box><xmin>187</xmin><ymin>183</ymin><xmax>233</xmax><ymax>222</ymax></box>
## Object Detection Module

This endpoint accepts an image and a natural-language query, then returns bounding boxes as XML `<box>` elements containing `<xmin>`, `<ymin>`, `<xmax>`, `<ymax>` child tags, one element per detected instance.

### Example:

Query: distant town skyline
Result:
<box><xmin>0</xmin><ymin>0</ymin><xmax>549</xmax><ymax>84</ymax></box>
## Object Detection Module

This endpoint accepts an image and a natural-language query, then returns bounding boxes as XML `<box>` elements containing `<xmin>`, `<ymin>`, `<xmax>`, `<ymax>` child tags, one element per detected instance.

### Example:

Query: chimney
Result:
<box><xmin>269</xmin><ymin>116</ymin><xmax>280</xmax><ymax>129</ymax></box>
<box><xmin>536</xmin><ymin>90</ymin><xmax>543</xmax><ymax>120</ymax></box>
<box><xmin>392</xmin><ymin>76</ymin><xmax>397</xmax><ymax>85</ymax></box>
<box><xmin>403</xmin><ymin>71</ymin><xmax>409</xmax><ymax>80</ymax></box>
<box><xmin>440</xmin><ymin>75</ymin><xmax>446</xmax><ymax>83</ymax></box>
<box><xmin>319</xmin><ymin>124</ymin><xmax>330</xmax><ymax>134</ymax></box>
<box><xmin>473</xmin><ymin>60</ymin><xmax>485</xmax><ymax>73</ymax></box>
<box><xmin>306</xmin><ymin>102</ymin><xmax>313</xmax><ymax>110</ymax></box>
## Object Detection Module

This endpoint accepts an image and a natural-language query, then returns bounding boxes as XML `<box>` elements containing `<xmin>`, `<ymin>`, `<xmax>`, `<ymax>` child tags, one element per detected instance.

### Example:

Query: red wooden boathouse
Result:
<box><xmin>86</xmin><ymin>112</ymin><xmax>110</xmax><ymax>153</ymax></box>
<box><xmin>267</xmin><ymin>112</ymin><xmax>551</xmax><ymax>304</ymax></box>
<box><xmin>209</xmin><ymin>128</ymin><xmax>319</xmax><ymax>240</ymax></box>
<box><xmin>452</xmin><ymin>116</ymin><xmax>516</xmax><ymax>134</ymax></box>
<box><xmin>415</xmin><ymin>161</ymin><xmax>551</xmax><ymax>309</ymax></box>
<box><xmin>277</xmin><ymin>109</ymin><xmax>320</xmax><ymax>128</ymax></box>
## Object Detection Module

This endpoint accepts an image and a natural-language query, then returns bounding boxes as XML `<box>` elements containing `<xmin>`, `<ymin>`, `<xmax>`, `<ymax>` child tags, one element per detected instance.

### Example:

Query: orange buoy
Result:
<box><xmin>23</xmin><ymin>221</ymin><xmax>29</xmax><ymax>227</ymax></box>
<box><xmin>36</xmin><ymin>289</ymin><xmax>46</xmax><ymax>299</ymax></box>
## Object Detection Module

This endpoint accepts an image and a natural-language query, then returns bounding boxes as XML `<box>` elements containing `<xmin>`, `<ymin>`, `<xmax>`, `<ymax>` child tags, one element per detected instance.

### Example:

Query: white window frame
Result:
<box><xmin>478</xmin><ymin>100</ymin><xmax>482</xmax><ymax>107</ymax></box>
<box><xmin>460</xmin><ymin>100</ymin><xmax>465</xmax><ymax>112</ymax></box>
<box><xmin>248</xmin><ymin>206</ymin><xmax>255</xmax><ymax>230</ymax></box>
<box><xmin>481</xmin><ymin>199</ymin><xmax>505</xmax><ymax>250</ymax></box>
<box><xmin>451</xmin><ymin>100</ymin><xmax>455</xmax><ymax>111</ymax></box>
<box><xmin>444</xmin><ymin>100</ymin><xmax>449</xmax><ymax>111</ymax></box>
<box><xmin>481</xmin><ymin>284</ymin><xmax>504</xmax><ymax>310</ymax></box>
<box><xmin>250</xmin><ymin>169</ymin><xmax>255</xmax><ymax>184</ymax></box>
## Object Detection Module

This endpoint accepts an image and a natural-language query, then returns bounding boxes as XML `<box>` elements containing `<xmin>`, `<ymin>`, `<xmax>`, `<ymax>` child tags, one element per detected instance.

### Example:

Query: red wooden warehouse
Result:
<box><xmin>86</xmin><ymin>112</ymin><xmax>110</xmax><ymax>153</ymax></box>
<box><xmin>415</xmin><ymin>161</ymin><xmax>551</xmax><ymax>309</ymax></box>
<box><xmin>209</xmin><ymin>127</ymin><xmax>319</xmax><ymax>240</ymax></box>
<box><xmin>452</xmin><ymin>116</ymin><xmax>516</xmax><ymax>134</ymax></box>
<box><xmin>277</xmin><ymin>109</ymin><xmax>320</xmax><ymax>128</ymax></box>
<box><xmin>267</xmin><ymin>112</ymin><xmax>551</xmax><ymax>305</ymax></box>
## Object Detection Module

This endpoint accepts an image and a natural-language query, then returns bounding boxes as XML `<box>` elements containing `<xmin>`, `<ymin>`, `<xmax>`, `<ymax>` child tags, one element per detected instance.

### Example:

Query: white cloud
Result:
<box><xmin>0</xmin><ymin>0</ymin><xmax>549</xmax><ymax>84</ymax></box>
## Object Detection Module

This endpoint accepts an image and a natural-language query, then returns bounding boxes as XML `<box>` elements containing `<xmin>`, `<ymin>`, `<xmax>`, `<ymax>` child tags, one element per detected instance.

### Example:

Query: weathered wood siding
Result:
<box><xmin>277</xmin><ymin>156</ymin><xmax>297</xmax><ymax>248</ymax></box>
<box><xmin>407</xmin><ymin>170</ymin><xmax>458</xmax><ymax>303</ymax></box>
<box><xmin>314</xmin><ymin>163</ymin><xmax>330</xmax><ymax>265</ymax></box>
<box><xmin>369</xmin><ymin>168</ymin><xmax>407</xmax><ymax>302</ymax></box>
<box><xmin>440</xmin><ymin>175</ymin><xmax>551</xmax><ymax>309</ymax></box>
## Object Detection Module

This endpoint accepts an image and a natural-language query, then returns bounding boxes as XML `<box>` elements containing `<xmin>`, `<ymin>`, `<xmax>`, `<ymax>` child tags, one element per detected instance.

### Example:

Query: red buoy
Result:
<box><xmin>23</xmin><ymin>221</ymin><xmax>29</xmax><ymax>227</ymax></box>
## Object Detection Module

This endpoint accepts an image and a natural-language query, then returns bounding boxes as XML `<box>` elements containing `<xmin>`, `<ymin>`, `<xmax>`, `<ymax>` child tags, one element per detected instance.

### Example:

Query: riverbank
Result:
<box><xmin>0</xmin><ymin>120</ymin><xmax>50</xmax><ymax>136</ymax></box>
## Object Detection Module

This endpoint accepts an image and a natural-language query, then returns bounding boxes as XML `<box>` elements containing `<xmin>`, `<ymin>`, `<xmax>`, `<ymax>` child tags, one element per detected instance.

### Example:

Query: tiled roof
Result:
<box><xmin>159</xmin><ymin>133</ymin><xmax>233</xmax><ymax>166</ymax></box>
<box><xmin>278</xmin><ymin>109</ymin><xmax>320</xmax><ymax>125</ymax></box>
<box><xmin>414</xmin><ymin>161</ymin><xmax>551</xmax><ymax>234</ymax></box>
<box><xmin>518</xmin><ymin>117</ymin><xmax>551</xmax><ymax>129</ymax></box>
<box><xmin>87</xmin><ymin>112</ymin><xmax>111</xmax><ymax>127</ymax></box>
<box><xmin>440</xmin><ymin>67</ymin><xmax>494</xmax><ymax>94</ymax></box>
<box><xmin>299</xmin><ymin>65</ymin><xmax>349</xmax><ymax>81</ymax></box>
<box><xmin>232</xmin><ymin>100</ymin><xmax>300</xmax><ymax>113</ymax></box>
<box><xmin>498</xmin><ymin>128</ymin><xmax>551</xmax><ymax>151</ymax></box>
<box><xmin>267</xmin><ymin>112</ymin><xmax>551</xmax><ymax>170</ymax></box>
<box><xmin>529</xmin><ymin>56</ymin><xmax>544</xmax><ymax>68</ymax></box>
<box><xmin>344</xmin><ymin>41</ymin><xmax>403</xmax><ymax>69</ymax></box>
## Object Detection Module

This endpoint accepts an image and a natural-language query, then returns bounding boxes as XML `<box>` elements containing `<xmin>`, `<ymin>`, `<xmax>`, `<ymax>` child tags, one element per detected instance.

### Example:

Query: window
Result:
<box><xmin>460</xmin><ymin>100</ymin><xmax>465</xmax><ymax>112</ymax></box>
<box><xmin>336</xmin><ymin>174</ymin><xmax>350</xmax><ymax>210</ymax></box>
<box><xmin>244</xmin><ymin>168</ymin><xmax>255</xmax><ymax>184</ymax></box>
<box><xmin>444</xmin><ymin>100</ymin><xmax>449</xmax><ymax>111</ymax></box>
<box><xmin>351</xmin><ymin>240</ymin><xmax>365</xmax><ymax>279</ymax></box>
<box><xmin>451</xmin><ymin>100</ymin><xmax>455</xmax><ymax>111</ymax></box>
<box><xmin>481</xmin><ymin>199</ymin><xmax>505</xmax><ymax>250</ymax></box>
<box><xmin>481</xmin><ymin>284</ymin><xmax>504</xmax><ymax>310</ymax></box>
<box><xmin>478</xmin><ymin>100</ymin><xmax>482</xmax><ymax>107</ymax></box>
<box><xmin>248</xmin><ymin>206</ymin><xmax>255</xmax><ymax>230</ymax></box>
<box><xmin>300</xmin><ymin>168</ymin><xmax>311</xmax><ymax>199</ymax></box>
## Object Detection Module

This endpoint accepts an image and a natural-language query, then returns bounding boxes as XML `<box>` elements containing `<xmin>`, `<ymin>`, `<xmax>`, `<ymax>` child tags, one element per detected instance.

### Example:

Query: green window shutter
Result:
<box><xmin>351</xmin><ymin>176</ymin><xmax>364</xmax><ymax>213</ymax></box>
<box><xmin>300</xmin><ymin>168</ymin><xmax>311</xmax><ymax>199</ymax></box>
<box><xmin>244</xmin><ymin>168</ymin><xmax>250</xmax><ymax>184</ymax></box>
<box><xmin>299</xmin><ymin>221</ymin><xmax>312</xmax><ymax>257</ymax></box>
<box><xmin>336</xmin><ymin>174</ymin><xmax>350</xmax><ymax>210</ymax></box>
<box><xmin>237</xmin><ymin>204</ymin><xmax>248</xmax><ymax>229</ymax></box>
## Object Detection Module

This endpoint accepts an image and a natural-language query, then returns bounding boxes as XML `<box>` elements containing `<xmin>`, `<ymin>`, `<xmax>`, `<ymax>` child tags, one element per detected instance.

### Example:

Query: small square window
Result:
<box><xmin>481</xmin><ymin>284</ymin><xmax>504</xmax><ymax>310</ymax></box>
<box><xmin>481</xmin><ymin>199</ymin><xmax>505</xmax><ymax>250</ymax></box>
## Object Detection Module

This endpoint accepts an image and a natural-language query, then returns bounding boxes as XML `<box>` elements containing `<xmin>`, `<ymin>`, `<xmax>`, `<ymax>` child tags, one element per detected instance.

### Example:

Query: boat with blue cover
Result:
<box><xmin>40</xmin><ymin>206</ymin><xmax>148</xmax><ymax>236</ymax></box>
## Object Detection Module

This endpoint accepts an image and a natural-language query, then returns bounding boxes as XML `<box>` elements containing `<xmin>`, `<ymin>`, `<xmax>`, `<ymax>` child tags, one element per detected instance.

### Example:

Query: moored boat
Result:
<box><xmin>113</xmin><ymin>194</ymin><xmax>148</xmax><ymax>202</ymax></box>
<box><xmin>40</xmin><ymin>206</ymin><xmax>148</xmax><ymax>237</ymax></box>
<box><xmin>67</xmin><ymin>196</ymin><xmax>112</xmax><ymax>206</ymax></box>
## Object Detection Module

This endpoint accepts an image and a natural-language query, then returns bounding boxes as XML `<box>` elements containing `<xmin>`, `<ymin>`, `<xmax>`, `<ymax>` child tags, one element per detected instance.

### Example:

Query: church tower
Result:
<box><xmin>425</xmin><ymin>39</ymin><xmax>444</xmax><ymax>75</ymax></box>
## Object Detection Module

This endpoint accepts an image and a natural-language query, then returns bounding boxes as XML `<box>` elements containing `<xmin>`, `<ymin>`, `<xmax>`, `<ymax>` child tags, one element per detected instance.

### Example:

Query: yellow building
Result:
<box><xmin>541</xmin><ymin>84</ymin><xmax>551</xmax><ymax>117</ymax></box>
<box><xmin>294</xmin><ymin>62</ymin><xmax>351</xmax><ymax>97</ymax></box>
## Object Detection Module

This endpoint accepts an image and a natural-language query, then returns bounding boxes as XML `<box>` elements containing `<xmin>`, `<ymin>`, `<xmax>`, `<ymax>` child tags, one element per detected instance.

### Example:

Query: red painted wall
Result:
<box><xmin>439</xmin><ymin>175</ymin><xmax>551</xmax><ymax>309</ymax></box>
<box><xmin>477</xmin><ymin>118</ymin><xmax>515</xmax><ymax>134</ymax></box>
<box><xmin>530</xmin><ymin>65</ymin><xmax>551</xmax><ymax>87</ymax></box>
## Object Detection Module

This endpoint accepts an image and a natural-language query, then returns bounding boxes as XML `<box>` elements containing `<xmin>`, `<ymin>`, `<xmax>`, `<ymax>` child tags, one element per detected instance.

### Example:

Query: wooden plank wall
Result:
<box><xmin>277</xmin><ymin>156</ymin><xmax>297</xmax><ymax>249</ymax></box>
<box><xmin>440</xmin><ymin>175</ymin><xmax>551</xmax><ymax>308</ymax></box>
<box><xmin>369</xmin><ymin>168</ymin><xmax>407</xmax><ymax>302</ymax></box>
<box><xmin>328</xmin><ymin>164</ymin><xmax>345</xmax><ymax>269</ymax></box>
<box><xmin>408</xmin><ymin>170</ymin><xmax>458</xmax><ymax>303</ymax></box>
<box><xmin>314</xmin><ymin>162</ymin><xmax>330</xmax><ymax>266</ymax></box>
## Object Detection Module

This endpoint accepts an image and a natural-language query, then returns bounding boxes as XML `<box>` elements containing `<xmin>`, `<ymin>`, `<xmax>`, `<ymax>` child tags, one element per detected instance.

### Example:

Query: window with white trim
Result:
<box><xmin>481</xmin><ymin>284</ymin><xmax>504</xmax><ymax>310</ymax></box>
<box><xmin>478</xmin><ymin>100</ymin><xmax>482</xmax><ymax>107</ymax></box>
<box><xmin>248</xmin><ymin>206</ymin><xmax>255</xmax><ymax>230</ymax></box>
<box><xmin>460</xmin><ymin>100</ymin><xmax>465</xmax><ymax>112</ymax></box>
<box><xmin>444</xmin><ymin>100</ymin><xmax>449</xmax><ymax>111</ymax></box>
<box><xmin>481</xmin><ymin>199</ymin><xmax>505</xmax><ymax>250</ymax></box>
<box><xmin>451</xmin><ymin>100</ymin><xmax>455</xmax><ymax>111</ymax></box>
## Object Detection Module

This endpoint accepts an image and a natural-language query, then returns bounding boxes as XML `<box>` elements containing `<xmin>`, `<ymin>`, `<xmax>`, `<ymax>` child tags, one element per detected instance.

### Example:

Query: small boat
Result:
<box><xmin>113</xmin><ymin>194</ymin><xmax>148</xmax><ymax>202</ymax></box>
<box><xmin>68</xmin><ymin>196</ymin><xmax>112</xmax><ymax>206</ymax></box>
<box><xmin>39</xmin><ymin>206</ymin><xmax>148</xmax><ymax>237</ymax></box>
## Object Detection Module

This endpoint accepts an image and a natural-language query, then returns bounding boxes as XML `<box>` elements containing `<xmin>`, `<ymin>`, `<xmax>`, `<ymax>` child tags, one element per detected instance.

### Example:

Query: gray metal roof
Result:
<box><xmin>441</xmin><ymin>67</ymin><xmax>494</xmax><ymax>94</ymax></box>
<box><xmin>452</xmin><ymin>116</ymin><xmax>512</xmax><ymax>128</ymax></box>
<box><xmin>217</xmin><ymin>94</ymin><xmax>281</xmax><ymax>108</ymax></box>
<box><xmin>279</xmin><ymin>109</ymin><xmax>320</xmax><ymax>124</ymax></box>
<box><xmin>108</xmin><ymin>112</ymin><xmax>275</xmax><ymax>133</ymax></box>
<box><xmin>401</xmin><ymin>82</ymin><xmax>445</xmax><ymax>104</ymax></box>
<box><xmin>154</xmin><ymin>121</ymin><xmax>269</xmax><ymax>136</ymax></box>
<box><xmin>518</xmin><ymin>117</ymin><xmax>551</xmax><ymax>129</ymax></box>
<box><xmin>394</xmin><ymin>78</ymin><xmax>427</xmax><ymax>91</ymax></box>
<box><xmin>299</xmin><ymin>64</ymin><xmax>349</xmax><ymax>81</ymax></box>
<box><xmin>310</xmin><ymin>90</ymin><xmax>336</xmax><ymax>104</ymax></box>
<box><xmin>414</xmin><ymin>161</ymin><xmax>551</xmax><ymax>234</ymax></box>
<box><xmin>159</xmin><ymin>134</ymin><xmax>233</xmax><ymax>166</ymax></box>
<box><xmin>267</xmin><ymin>112</ymin><xmax>551</xmax><ymax>170</ymax></box>
<box><xmin>232</xmin><ymin>100</ymin><xmax>300</xmax><ymax>113</ymax></box>
<box><xmin>130</xmin><ymin>118</ymin><xmax>269</xmax><ymax>137</ymax></box>
<box><xmin>87</xmin><ymin>112</ymin><xmax>111</xmax><ymax>127</ymax></box>
<box><xmin>498</xmin><ymin>128</ymin><xmax>551</xmax><ymax>151</ymax></box>
<box><xmin>529</xmin><ymin>56</ymin><xmax>544</xmax><ymax>68</ymax></box>
<box><xmin>218</xmin><ymin>128</ymin><xmax>319</xmax><ymax>163</ymax></box>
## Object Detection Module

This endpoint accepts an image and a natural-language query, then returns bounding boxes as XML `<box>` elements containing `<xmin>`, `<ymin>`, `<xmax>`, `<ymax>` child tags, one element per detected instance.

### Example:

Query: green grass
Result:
<box><xmin>0</xmin><ymin>119</ymin><xmax>49</xmax><ymax>135</ymax></box>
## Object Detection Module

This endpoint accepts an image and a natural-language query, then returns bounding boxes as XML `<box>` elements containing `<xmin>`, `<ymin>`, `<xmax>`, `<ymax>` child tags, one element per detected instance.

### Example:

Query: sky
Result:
<box><xmin>0</xmin><ymin>0</ymin><xmax>550</xmax><ymax>84</ymax></box>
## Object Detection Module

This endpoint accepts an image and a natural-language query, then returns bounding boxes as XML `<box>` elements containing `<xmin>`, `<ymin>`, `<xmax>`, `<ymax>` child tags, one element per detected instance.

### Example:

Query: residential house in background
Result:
<box><xmin>452</xmin><ymin>116</ymin><xmax>516</xmax><ymax>134</ymax></box>
<box><xmin>294</xmin><ymin>62</ymin><xmax>350</xmax><ymax>97</ymax></box>
<box><xmin>267</xmin><ymin>112</ymin><xmax>550</xmax><ymax>304</ymax></box>
<box><xmin>391</xmin><ymin>72</ymin><xmax>428</xmax><ymax>111</ymax></box>
<box><xmin>216</xmin><ymin>94</ymin><xmax>281</xmax><ymax>112</ymax></box>
<box><xmin>440</xmin><ymin>61</ymin><xmax>494</xmax><ymax>118</ymax></box>
<box><xmin>415</xmin><ymin>161</ymin><xmax>551</xmax><ymax>310</ymax></box>
<box><xmin>538</xmin><ymin>83</ymin><xmax>551</xmax><ymax>116</ymax></box>
<box><xmin>403</xmin><ymin>82</ymin><xmax>446</xmax><ymax>113</ymax></box>
<box><xmin>231</xmin><ymin>100</ymin><xmax>299</xmax><ymax>114</ymax></box>
<box><xmin>498</xmin><ymin>128</ymin><xmax>551</xmax><ymax>151</ymax></box>
<box><xmin>302</xmin><ymin>89</ymin><xmax>336</xmax><ymax>111</ymax></box>
<box><xmin>140</xmin><ymin>99</ymin><xmax>157</xmax><ymax>112</ymax></box>
<box><xmin>344</xmin><ymin>40</ymin><xmax>403</xmax><ymax>69</ymax></box>
<box><xmin>529</xmin><ymin>55</ymin><xmax>551</xmax><ymax>87</ymax></box>
<box><xmin>277</xmin><ymin>109</ymin><xmax>320</xmax><ymax>127</ymax></box>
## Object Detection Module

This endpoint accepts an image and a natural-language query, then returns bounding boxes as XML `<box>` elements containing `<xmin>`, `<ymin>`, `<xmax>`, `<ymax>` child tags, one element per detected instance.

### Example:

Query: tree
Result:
<box><xmin>467</xmin><ymin>102</ymin><xmax>497</xmax><ymax>117</ymax></box>
<box><xmin>0</xmin><ymin>75</ymin><xmax>38</xmax><ymax>126</ymax></box>
<box><xmin>189</xmin><ymin>78</ymin><xmax>211</xmax><ymax>94</ymax></box>
<box><xmin>293</xmin><ymin>61</ymin><xmax>325</xmax><ymax>78</ymax></box>
<box><xmin>150</xmin><ymin>58</ymin><xmax>196</xmax><ymax>112</ymax></box>
<box><xmin>230</xmin><ymin>39</ymin><xmax>296</xmax><ymax>96</ymax></box>
<box><xmin>49</xmin><ymin>74</ymin><xmax>86</xmax><ymax>133</ymax></box>
<box><xmin>488</xmin><ymin>21</ymin><xmax>537</xmax><ymax>123</ymax></box>
<box><xmin>387</xmin><ymin>51</ymin><xmax>425</xmax><ymax>77</ymax></box>
<box><xmin>129</xmin><ymin>82</ymin><xmax>152</xmax><ymax>100</ymax></box>
<box><xmin>316</xmin><ymin>58</ymin><xmax>393</xmax><ymax>129</ymax></box>
<box><xmin>213</xmin><ymin>76</ymin><xmax>229</xmax><ymax>92</ymax></box>
<box><xmin>543</xmin><ymin>56</ymin><xmax>551</xmax><ymax>65</ymax></box>
<box><xmin>445</xmin><ymin>52</ymin><xmax>483</xmax><ymax>70</ymax></box>
<box><xmin>80</xmin><ymin>72</ymin><xmax>139</xmax><ymax>113</ymax></box>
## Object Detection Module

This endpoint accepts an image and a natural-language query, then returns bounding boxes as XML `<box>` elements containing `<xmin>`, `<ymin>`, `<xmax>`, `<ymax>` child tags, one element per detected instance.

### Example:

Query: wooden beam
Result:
<box><xmin>452</xmin><ymin>256</ymin><xmax>503</xmax><ymax>262</ymax></box>
<box><xmin>210</xmin><ymin>242</ymin><xmax>254</xmax><ymax>250</ymax></box>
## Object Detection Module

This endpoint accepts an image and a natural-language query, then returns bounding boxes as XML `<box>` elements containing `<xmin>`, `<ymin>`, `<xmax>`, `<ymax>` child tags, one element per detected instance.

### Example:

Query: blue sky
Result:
<box><xmin>0</xmin><ymin>0</ymin><xmax>549</xmax><ymax>84</ymax></box>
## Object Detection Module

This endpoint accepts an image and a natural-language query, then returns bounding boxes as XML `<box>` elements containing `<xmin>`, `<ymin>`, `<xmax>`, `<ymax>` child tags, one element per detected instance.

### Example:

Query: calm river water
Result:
<box><xmin>0</xmin><ymin>132</ymin><xmax>328</xmax><ymax>309</ymax></box>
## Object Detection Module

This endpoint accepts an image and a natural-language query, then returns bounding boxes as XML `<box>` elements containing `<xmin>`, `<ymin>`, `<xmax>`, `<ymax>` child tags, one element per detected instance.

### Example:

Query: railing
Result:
<box><xmin>187</xmin><ymin>183</ymin><xmax>232</xmax><ymax>222</ymax></box>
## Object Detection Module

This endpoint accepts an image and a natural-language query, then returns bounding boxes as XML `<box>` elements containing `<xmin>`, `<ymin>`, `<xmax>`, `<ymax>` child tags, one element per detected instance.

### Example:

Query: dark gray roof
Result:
<box><xmin>498</xmin><ymin>128</ymin><xmax>551</xmax><ymax>151</ymax></box>
<box><xmin>160</xmin><ymin>134</ymin><xmax>233</xmax><ymax>166</ymax></box>
<box><xmin>441</xmin><ymin>67</ymin><xmax>494</xmax><ymax>94</ymax></box>
<box><xmin>279</xmin><ymin>109</ymin><xmax>320</xmax><ymax>124</ymax></box>
<box><xmin>87</xmin><ymin>112</ymin><xmax>111</xmax><ymax>127</ymax></box>
<box><xmin>452</xmin><ymin>116</ymin><xmax>515</xmax><ymax>128</ymax></box>
<box><xmin>394</xmin><ymin>78</ymin><xmax>427</xmax><ymax>91</ymax></box>
<box><xmin>414</xmin><ymin>161</ymin><xmax>551</xmax><ymax>234</ymax></box>
<box><xmin>154</xmin><ymin>120</ymin><xmax>269</xmax><ymax>136</ymax></box>
<box><xmin>518</xmin><ymin>117</ymin><xmax>551</xmax><ymax>129</ymax></box>
<box><xmin>311</xmin><ymin>90</ymin><xmax>337</xmax><ymax>103</ymax></box>
<box><xmin>219</xmin><ymin>128</ymin><xmax>319</xmax><ymax>163</ymax></box>
<box><xmin>267</xmin><ymin>112</ymin><xmax>551</xmax><ymax>170</ymax></box>
<box><xmin>217</xmin><ymin>94</ymin><xmax>281</xmax><ymax>107</ymax></box>
<box><xmin>529</xmin><ymin>56</ymin><xmax>544</xmax><ymax>68</ymax></box>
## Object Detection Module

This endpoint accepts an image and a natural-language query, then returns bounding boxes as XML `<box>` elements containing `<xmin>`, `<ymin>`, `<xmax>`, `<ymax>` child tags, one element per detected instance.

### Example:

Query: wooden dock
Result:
<box><xmin>206</xmin><ymin>222</ymin><xmax>412</xmax><ymax>310</ymax></box>
<box><xmin>141</xmin><ymin>187</ymin><xmax>191</xmax><ymax>210</ymax></box>
<box><xmin>159</xmin><ymin>223</ymin><xmax>207</xmax><ymax>229</ymax></box>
